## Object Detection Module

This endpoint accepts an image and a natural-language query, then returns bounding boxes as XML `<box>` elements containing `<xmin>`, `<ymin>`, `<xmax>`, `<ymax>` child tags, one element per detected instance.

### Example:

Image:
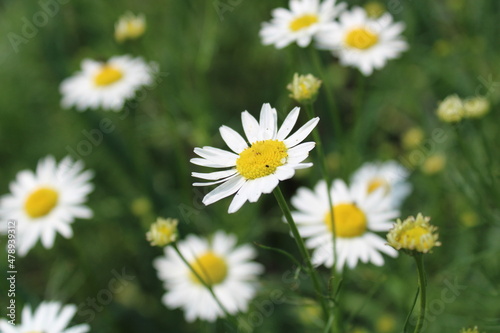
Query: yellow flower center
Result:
<box><xmin>94</xmin><ymin>66</ymin><xmax>123</xmax><ymax>86</ymax></box>
<box><xmin>289</xmin><ymin>14</ymin><xmax>319</xmax><ymax>32</ymax></box>
<box><xmin>396</xmin><ymin>226</ymin><xmax>433</xmax><ymax>250</ymax></box>
<box><xmin>190</xmin><ymin>252</ymin><xmax>228</xmax><ymax>286</ymax></box>
<box><xmin>324</xmin><ymin>203</ymin><xmax>367</xmax><ymax>238</ymax></box>
<box><xmin>236</xmin><ymin>140</ymin><xmax>288</xmax><ymax>180</ymax></box>
<box><xmin>345</xmin><ymin>27</ymin><xmax>379</xmax><ymax>49</ymax></box>
<box><xmin>24</xmin><ymin>188</ymin><xmax>59</xmax><ymax>218</ymax></box>
<box><xmin>367</xmin><ymin>177</ymin><xmax>390</xmax><ymax>194</ymax></box>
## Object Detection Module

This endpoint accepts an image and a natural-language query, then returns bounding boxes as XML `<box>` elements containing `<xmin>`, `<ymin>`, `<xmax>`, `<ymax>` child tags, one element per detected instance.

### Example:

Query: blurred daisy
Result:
<box><xmin>351</xmin><ymin>161</ymin><xmax>412</xmax><ymax>209</ymax></box>
<box><xmin>291</xmin><ymin>179</ymin><xmax>399</xmax><ymax>270</ymax></box>
<box><xmin>146</xmin><ymin>217</ymin><xmax>178</xmax><ymax>247</ymax></box>
<box><xmin>191</xmin><ymin>103</ymin><xmax>319</xmax><ymax>213</ymax></box>
<box><xmin>260</xmin><ymin>0</ymin><xmax>346</xmax><ymax>49</ymax></box>
<box><xmin>60</xmin><ymin>55</ymin><xmax>156</xmax><ymax>111</ymax></box>
<box><xmin>463</xmin><ymin>96</ymin><xmax>490</xmax><ymax>119</ymax></box>
<box><xmin>436</xmin><ymin>94</ymin><xmax>464</xmax><ymax>122</ymax></box>
<box><xmin>154</xmin><ymin>231</ymin><xmax>263</xmax><ymax>322</ymax></box>
<box><xmin>387</xmin><ymin>213</ymin><xmax>441</xmax><ymax>254</ymax></box>
<box><xmin>115</xmin><ymin>12</ymin><xmax>146</xmax><ymax>43</ymax></box>
<box><xmin>0</xmin><ymin>301</ymin><xmax>90</xmax><ymax>333</ymax></box>
<box><xmin>0</xmin><ymin>156</ymin><xmax>93</xmax><ymax>256</ymax></box>
<box><xmin>316</xmin><ymin>6</ymin><xmax>408</xmax><ymax>75</ymax></box>
<box><xmin>287</xmin><ymin>73</ymin><xmax>322</xmax><ymax>103</ymax></box>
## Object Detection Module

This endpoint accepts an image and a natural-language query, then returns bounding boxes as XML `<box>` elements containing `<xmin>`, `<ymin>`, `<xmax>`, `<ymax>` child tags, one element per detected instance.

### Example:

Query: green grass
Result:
<box><xmin>0</xmin><ymin>0</ymin><xmax>499</xmax><ymax>332</ymax></box>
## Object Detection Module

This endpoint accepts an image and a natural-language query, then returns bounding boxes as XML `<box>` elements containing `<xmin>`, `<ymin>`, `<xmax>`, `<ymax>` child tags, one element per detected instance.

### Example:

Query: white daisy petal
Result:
<box><xmin>241</xmin><ymin>111</ymin><xmax>261</xmax><ymax>143</ymax></box>
<box><xmin>202</xmin><ymin>176</ymin><xmax>246</xmax><ymax>206</ymax></box>
<box><xmin>277</xmin><ymin>106</ymin><xmax>300</xmax><ymax>140</ymax></box>
<box><xmin>284</xmin><ymin>117</ymin><xmax>319</xmax><ymax>148</ymax></box>
<box><xmin>219</xmin><ymin>126</ymin><xmax>249</xmax><ymax>153</ymax></box>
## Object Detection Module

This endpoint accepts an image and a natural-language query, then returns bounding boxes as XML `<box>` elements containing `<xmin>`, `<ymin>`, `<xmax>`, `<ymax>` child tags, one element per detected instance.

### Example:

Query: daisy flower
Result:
<box><xmin>60</xmin><ymin>55</ymin><xmax>156</xmax><ymax>111</ymax></box>
<box><xmin>316</xmin><ymin>6</ymin><xmax>408</xmax><ymax>75</ymax></box>
<box><xmin>153</xmin><ymin>231</ymin><xmax>264</xmax><ymax>322</ymax></box>
<box><xmin>387</xmin><ymin>213</ymin><xmax>441</xmax><ymax>254</ymax></box>
<box><xmin>115</xmin><ymin>11</ymin><xmax>146</xmax><ymax>43</ymax></box>
<box><xmin>0</xmin><ymin>156</ymin><xmax>94</xmax><ymax>256</ymax></box>
<box><xmin>260</xmin><ymin>0</ymin><xmax>346</xmax><ymax>49</ymax></box>
<box><xmin>351</xmin><ymin>160</ymin><xmax>412</xmax><ymax>209</ymax></box>
<box><xmin>0</xmin><ymin>301</ymin><xmax>90</xmax><ymax>333</ymax></box>
<box><xmin>291</xmin><ymin>179</ymin><xmax>399</xmax><ymax>270</ymax></box>
<box><xmin>191</xmin><ymin>103</ymin><xmax>319</xmax><ymax>213</ymax></box>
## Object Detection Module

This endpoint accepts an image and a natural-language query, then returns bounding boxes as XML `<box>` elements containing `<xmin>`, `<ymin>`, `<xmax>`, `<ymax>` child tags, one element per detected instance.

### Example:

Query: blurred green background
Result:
<box><xmin>1</xmin><ymin>0</ymin><xmax>499</xmax><ymax>332</ymax></box>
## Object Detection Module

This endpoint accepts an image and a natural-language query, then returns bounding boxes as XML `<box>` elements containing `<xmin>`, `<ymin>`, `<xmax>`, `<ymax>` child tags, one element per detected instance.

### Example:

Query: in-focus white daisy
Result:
<box><xmin>0</xmin><ymin>156</ymin><xmax>94</xmax><ymax>256</ymax></box>
<box><xmin>154</xmin><ymin>231</ymin><xmax>264</xmax><ymax>322</ymax></box>
<box><xmin>351</xmin><ymin>160</ymin><xmax>412</xmax><ymax>209</ymax></box>
<box><xmin>260</xmin><ymin>0</ymin><xmax>346</xmax><ymax>49</ymax></box>
<box><xmin>60</xmin><ymin>55</ymin><xmax>157</xmax><ymax>111</ymax></box>
<box><xmin>316</xmin><ymin>6</ymin><xmax>408</xmax><ymax>75</ymax></box>
<box><xmin>191</xmin><ymin>103</ymin><xmax>319</xmax><ymax>213</ymax></box>
<box><xmin>0</xmin><ymin>301</ymin><xmax>90</xmax><ymax>333</ymax></box>
<box><xmin>291</xmin><ymin>179</ymin><xmax>399</xmax><ymax>270</ymax></box>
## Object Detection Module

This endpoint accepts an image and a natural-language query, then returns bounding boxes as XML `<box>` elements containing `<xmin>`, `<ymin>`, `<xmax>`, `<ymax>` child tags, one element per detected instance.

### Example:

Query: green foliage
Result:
<box><xmin>0</xmin><ymin>0</ymin><xmax>499</xmax><ymax>332</ymax></box>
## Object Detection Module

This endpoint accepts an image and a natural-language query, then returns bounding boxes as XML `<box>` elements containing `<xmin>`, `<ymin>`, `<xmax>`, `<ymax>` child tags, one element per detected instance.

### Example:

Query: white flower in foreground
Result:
<box><xmin>351</xmin><ymin>161</ymin><xmax>412</xmax><ymax>209</ymax></box>
<box><xmin>0</xmin><ymin>301</ymin><xmax>90</xmax><ymax>333</ymax></box>
<box><xmin>60</xmin><ymin>55</ymin><xmax>156</xmax><ymax>111</ymax></box>
<box><xmin>0</xmin><ymin>156</ymin><xmax>93</xmax><ymax>256</ymax></box>
<box><xmin>154</xmin><ymin>231</ymin><xmax>264</xmax><ymax>322</ymax></box>
<box><xmin>292</xmin><ymin>179</ymin><xmax>399</xmax><ymax>270</ymax></box>
<box><xmin>260</xmin><ymin>0</ymin><xmax>346</xmax><ymax>49</ymax></box>
<box><xmin>316</xmin><ymin>6</ymin><xmax>408</xmax><ymax>75</ymax></box>
<box><xmin>191</xmin><ymin>103</ymin><xmax>319</xmax><ymax>213</ymax></box>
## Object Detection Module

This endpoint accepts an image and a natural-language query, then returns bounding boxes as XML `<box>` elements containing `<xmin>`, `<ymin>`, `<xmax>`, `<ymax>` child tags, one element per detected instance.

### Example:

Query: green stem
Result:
<box><xmin>172</xmin><ymin>243</ymin><xmax>238</xmax><ymax>327</ymax></box>
<box><xmin>273</xmin><ymin>186</ymin><xmax>329</xmax><ymax>319</ymax></box>
<box><xmin>309</xmin><ymin>47</ymin><xmax>343</xmax><ymax>140</ymax></box>
<box><xmin>413</xmin><ymin>254</ymin><xmax>427</xmax><ymax>333</ymax></box>
<box><xmin>303</xmin><ymin>103</ymin><xmax>340</xmax><ymax>332</ymax></box>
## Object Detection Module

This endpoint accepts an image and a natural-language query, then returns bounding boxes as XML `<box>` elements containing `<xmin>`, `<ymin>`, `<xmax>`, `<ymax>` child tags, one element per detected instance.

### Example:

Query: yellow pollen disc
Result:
<box><xmin>367</xmin><ymin>177</ymin><xmax>390</xmax><ymax>194</ymax></box>
<box><xmin>324</xmin><ymin>203</ymin><xmax>367</xmax><ymax>238</ymax></box>
<box><xmin>396</xmin><ymin>226</ymin><xmax>432</xmax><ymax>249</ymax></box>
<box><xmin>289</xmin><ymin>14</ymin><xmax>319</xmax><ymax>31</ymax></box>
<box><xmin>345</xmin><ymin>27</ymin><xmax>379</xmax><ymax>49</ymax></box>
<box><xmin>94</xmin><ymin>66</ymin><xmax>123</xmax><ymax>86</ymax></box>
<box><xmin>24</xmin><ymin>188</ymin><xmax>59</xmax><ymax>218</ymax></box>
<box><xmin>190</xmin><ymin>252</ymin><xmax>228</xmax><ymax>286</ymax></box>
<box><xmin>236</xmin><ymin>140</ymin><xmax>288</xmax><ymax>180</ymax></box>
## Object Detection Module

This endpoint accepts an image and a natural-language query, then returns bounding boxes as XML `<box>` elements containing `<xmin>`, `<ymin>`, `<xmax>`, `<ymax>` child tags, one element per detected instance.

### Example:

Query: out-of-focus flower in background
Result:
<box><xmin>153</xmin><ymin>231</ymin><xmax>263</xmax><ymax>322</ymax></box>
<box><xmin>436</xmin><ymin>94</ymin><xmax>465</xmax><ymax>123</ymax></box>
<box><xmin>260</xmin><ymin>0</ymin><xmax>346</xmax><ymax>49</ymax></box>
<box><xmin>287</xmin><ymin>73</ymin><xmax>322</xmax><ymax>103</ymax></box>
<box><xmin>0</xmin><ymin>156</ymin><xmax>94</xmax><ymax>256</ymax></box>
<box><xmin>387</xmin><ymin>213</ymin><xmax>441</xmax><ymax>254</ymax></box>
<box><xmin>115</xmin><ymin>12</ymin><xmax>146</xmax><ymax>43</ymax></box>
<box><xmin>0</xmin><ymin>301</ymin><xmax>90</xmax><ymax>333</ymax></box>
<box><xmin>146</xmin><ymin>217</ymin><xmax>178</xmax><ymax>247</ymax></box>
<box><xmin>316</xmin><ymin>6</ymin><xmax>408</xmax><ymax>76</ymax></box>
<box><xmin>60</xmin><ymin>55</ymin><xmax>157</xmax><ymax>111</ymax></box>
